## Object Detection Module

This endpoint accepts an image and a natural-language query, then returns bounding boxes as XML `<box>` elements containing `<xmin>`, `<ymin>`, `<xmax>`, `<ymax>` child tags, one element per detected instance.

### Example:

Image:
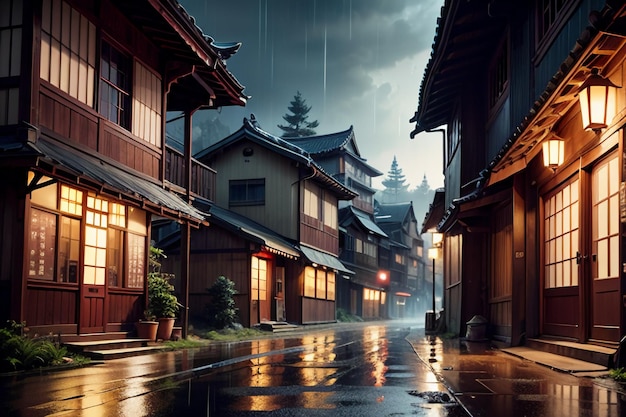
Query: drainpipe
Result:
<box><xmin>425</xmin><ymin>128</ymin><xmax>446</xmax><ymax>177</ymax></box>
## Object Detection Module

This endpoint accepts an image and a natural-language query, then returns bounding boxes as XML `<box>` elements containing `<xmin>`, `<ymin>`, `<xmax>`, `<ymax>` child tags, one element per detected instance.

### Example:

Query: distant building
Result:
<box><xmin>285</xmin><ymin>128</ymin><xmax>390</xmax><ymax>319</ymax></box>
<box><xmin>375</xmin><ymin>202</ymin><xmax>425</xmax><ymax>319</ymax></box>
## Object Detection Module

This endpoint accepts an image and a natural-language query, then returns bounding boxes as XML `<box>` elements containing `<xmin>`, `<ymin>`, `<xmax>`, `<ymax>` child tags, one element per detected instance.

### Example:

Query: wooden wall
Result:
<box><xmin>25</xmin><ymin>283</ymin><xmax>78</xmax><ymax>334</ymax></box>
<box><xmin>302</xmin><ymin>298</ymin><xmax>335</xmax><ymax>324</ymax></box>
<box><xmin>209</xmin><ymin>141</ymin><xmax>300</xmax><ymax>240</ymax></box>
<box><xmin>300</xmin><ymin>219</ymin><xmax>339</xmax><ymax>254</ymax></box>
<box><xmin>0</xmin><ymin>168</ymin><xmax>27</xmax><ymax>324</ymax></box>
<box><xmin>38</xmin><ymin>86</ymin><xmax>161</xmax><ymax>180</ymax></box>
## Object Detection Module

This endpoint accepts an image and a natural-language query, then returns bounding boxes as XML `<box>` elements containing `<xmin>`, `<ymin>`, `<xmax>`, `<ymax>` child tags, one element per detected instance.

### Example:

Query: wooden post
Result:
<box><xmin>180</xmin><ymin>111</ymin><xmax>193</xmax><ymax>338</ymax></box>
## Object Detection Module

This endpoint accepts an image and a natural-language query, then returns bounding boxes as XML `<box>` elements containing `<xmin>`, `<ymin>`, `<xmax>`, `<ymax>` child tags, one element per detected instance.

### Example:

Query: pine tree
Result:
<box><xmin>412</xmin><ymin>174</ymin><xmax>436</xmax><ymax>227</ymax></box>
<box><xmin>381</xmin><ymin>156</ymin><xmax>409</xmax><ymax>203</ymax></box>
<box><xmin>415</xmin><ymin>174</ymin><xmax>431</xmax><ymax>196</ymax></box>
<box><xmin>277</xmin><ymin>91</ymin><xmax>319</xmax><ymax>137</ymax></box>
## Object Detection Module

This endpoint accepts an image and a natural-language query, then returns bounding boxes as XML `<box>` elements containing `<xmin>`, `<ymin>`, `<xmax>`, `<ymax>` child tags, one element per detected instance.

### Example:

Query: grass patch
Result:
<box><xmin>163</xmin><ymin>338</ymin><xmax>206</xmax><ymax>350</ymax></box>
<box><xmin>609</xmin><ymin>367</ymin><xmax>626</xmax><ymax>382</ymax></box>
<box><xmin>204</xmin><ymin>328</ymin><xmax>265</xmax><ymax>341</ymax></box>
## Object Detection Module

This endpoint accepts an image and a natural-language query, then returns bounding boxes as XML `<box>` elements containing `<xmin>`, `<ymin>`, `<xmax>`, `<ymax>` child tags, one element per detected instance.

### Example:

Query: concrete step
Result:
<box><xmin>258</xmin><ymin>321</ymin><xmax>300</xmax><ymax>333</ymax></box>
<box><xmin>60</xmin><ymin>332</ymin><xmax>131</xmax><ymax>343</ymax></box>
<box><xmin>88</xmin><ymin>345</ymin><xmax>166</xmax><ymax>360</ymax></box>
<box><xmin>526</xmin><ymin>338</ymin><xmax>616</xmax><ymax>367</ymax></box>
<box><xmin>61</xmin><ymin>333</ymin><xmax>169</xmax><ymax>360</ymax></box>
<box><xmin>64</xmin><ymin>338</ymin><xmax>153</xmax><ymax>353</ymax></box>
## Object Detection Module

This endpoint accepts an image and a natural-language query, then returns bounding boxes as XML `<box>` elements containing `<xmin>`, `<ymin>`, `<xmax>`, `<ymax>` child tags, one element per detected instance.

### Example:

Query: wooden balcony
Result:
<box><xmin>165</xmin><ymin>145</ymin><xmax>216</xmax><ymax>201</ymax></box>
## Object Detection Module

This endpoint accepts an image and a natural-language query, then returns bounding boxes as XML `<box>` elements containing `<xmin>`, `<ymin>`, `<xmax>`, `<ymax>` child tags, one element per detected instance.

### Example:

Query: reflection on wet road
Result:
<box><xmin>1</xmin><ymin>322</ymin><xmax>465</xmax><ymax>417</ymax></box>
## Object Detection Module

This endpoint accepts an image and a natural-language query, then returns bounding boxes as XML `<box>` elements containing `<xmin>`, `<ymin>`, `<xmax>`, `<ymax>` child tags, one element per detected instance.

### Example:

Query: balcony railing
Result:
<box><xmin>165</xmin><ymin>145</ymin><xmax>216</xmax><ymax>201</ymax></box>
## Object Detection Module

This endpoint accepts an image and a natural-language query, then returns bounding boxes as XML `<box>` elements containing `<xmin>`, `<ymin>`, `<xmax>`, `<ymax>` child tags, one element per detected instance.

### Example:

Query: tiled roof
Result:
<box><xmin>195</xmin><ymin>115</ymin><xmax>358</xmax><ymax>200</ymax></box>
<box><xmin>285</xmin><ymin>126</ymin><xmax>355</xmax><ymax>155</ymax></box>
<box><xmin>206</xmin><ymin>204</ymin><xmax>299</xmax><ymax>259</ymax></box>
<box><xmin>27</xmin><ymin>137</ymin><xmax>207</xmax><ymax>224</ymax></box>
<box><xmin>339</xmin><ymin>206</ymin><xmax>388</xmax><ymax>237</ymax></box>
<box><xmin>375</xmin><ymin>202</ymin><xmax>413</xmax><ymax>224</ymax></box>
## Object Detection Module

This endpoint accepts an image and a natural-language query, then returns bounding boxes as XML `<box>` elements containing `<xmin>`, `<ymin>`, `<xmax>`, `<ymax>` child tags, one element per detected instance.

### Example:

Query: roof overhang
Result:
<box><xmin>411</xmin><ymin>0</ymin><xmax>506</xmax><ymax>136</ymax></box>
<box><xmin>299</xmin><ymin>245</ymin><xmax>354</xmax><ymax>275</ymax></box>
<box><xmin>30</xmin><ymin>137</ymin><xmax>207</xmax><ymax>227</ymax></box>
<box><xmin>487</xmin><ymin>28</ymin><xmax>626</xmax><ymax>186</ymax></box>
<box><xmin>421</xmin><ymin>188</ymin><xmax>445</xmax><ymax>234</ymax></box>
<box><xmin>111</xmin><ymin>0</ymin><xmax>247</xmax><ymax>112</ymax></box>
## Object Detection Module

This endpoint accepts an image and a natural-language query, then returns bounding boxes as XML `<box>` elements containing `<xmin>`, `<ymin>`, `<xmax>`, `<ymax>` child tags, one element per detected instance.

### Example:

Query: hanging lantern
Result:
<box><xmin>542</xmin><ymin>134</ymin><xmax>565</xmax><ymax>170</ymax></box>
<box><xmin>578</xmin><ymin>68</ymin><xmax>620</xmax><ymax>131</ymax></box>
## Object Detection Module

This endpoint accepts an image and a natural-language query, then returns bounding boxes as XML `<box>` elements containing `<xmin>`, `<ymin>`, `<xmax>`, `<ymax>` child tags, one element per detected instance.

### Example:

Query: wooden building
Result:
<box><xmin>194</xmin><ymin>116</ymin><xmax>356</xmax><ymax>325</ymax></box>
<box><xmin>284</xmin><ymin>128</ymin><xmax>390</xmax><ymax>320</ymax></box>
<box><xmin>154</xmin><ymin>203</ymin><xmax>300</xmax><ymax>328</ymax></box>
<box><xmin>0</xmin><ymin>0</ymin><xmax>246</xmax><ymax>336</ymax></box>
<box><xmin>411</xmin><ymin>0</ymin><xmax>626</xmax><ymax>364</ymax></box>
<box><xmin>375</xmin><ymin>202</ymin><xmax>425</xmax><ymax>319</ymax></box>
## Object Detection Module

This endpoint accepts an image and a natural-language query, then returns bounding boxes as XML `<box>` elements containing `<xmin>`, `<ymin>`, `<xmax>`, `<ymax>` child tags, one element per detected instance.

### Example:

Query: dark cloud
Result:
<box><xmin>179</xmin><ymin>0</ymin><xmax>444</xmax><ymax>189</ymax></box>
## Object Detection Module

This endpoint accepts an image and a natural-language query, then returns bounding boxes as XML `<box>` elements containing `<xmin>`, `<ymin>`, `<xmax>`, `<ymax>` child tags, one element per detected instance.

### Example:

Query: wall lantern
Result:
<box><xmin>432</xmin><ymin>232</ymin><xmax>444</xmax><ymax>247</ymax></box>
<box><xmin>542</xmin><ymin>134</ymin><xmax>565</xmax><ymax>170</ymax></box>
<box><xmin>578</xmin><ymin>68</ymin><xmax>620</xmax><ymax>132</ymax></box>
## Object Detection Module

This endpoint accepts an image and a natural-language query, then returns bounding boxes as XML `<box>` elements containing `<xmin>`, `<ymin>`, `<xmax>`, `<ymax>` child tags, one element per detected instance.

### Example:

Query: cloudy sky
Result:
<box><xmin>180</xmin><ymin>0</ymin><xmax>445</xmax><ymax>190</ymax></box>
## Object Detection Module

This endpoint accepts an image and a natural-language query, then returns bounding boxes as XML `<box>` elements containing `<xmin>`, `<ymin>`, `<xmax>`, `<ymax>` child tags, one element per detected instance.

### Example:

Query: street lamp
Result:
<box><xmin>426</xmin><ymin>232</ymin><xmax>442</xmax><ymax>333</ymax></box>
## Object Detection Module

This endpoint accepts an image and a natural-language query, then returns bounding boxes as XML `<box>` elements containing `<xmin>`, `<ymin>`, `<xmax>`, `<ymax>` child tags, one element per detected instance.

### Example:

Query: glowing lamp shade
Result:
<box><xmin>542</xmin><ymin>135</ymin><xmax>565</xmax><ymax>169</ymax></box>
<box><xmin>428</xmin><ymin>247</ymin><xmax>439</xmax><ymax>260</ymax></box>
<box><xmin>578</xmin><ymin>69</ymin><xmax>620</xmax><ymax>131</ymax></box>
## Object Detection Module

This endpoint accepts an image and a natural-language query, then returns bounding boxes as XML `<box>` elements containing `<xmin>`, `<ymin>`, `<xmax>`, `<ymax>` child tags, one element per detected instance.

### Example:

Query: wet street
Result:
<box><xmin>1</xmin><ymin>321</ymin><xmax>467</xmax><ymax>417</ymax></box>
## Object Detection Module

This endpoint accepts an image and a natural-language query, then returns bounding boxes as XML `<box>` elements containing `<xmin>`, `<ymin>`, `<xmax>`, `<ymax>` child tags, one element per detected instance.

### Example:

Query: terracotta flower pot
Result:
<box><xmin>157</xmin><ymin>317</ymin><xmax>175</xmax><ymax>341</ymax></box>
<box><xmin>136</xmin><ymin>320</ymin><xmax>158</xmax><ymax>341</ymax></box>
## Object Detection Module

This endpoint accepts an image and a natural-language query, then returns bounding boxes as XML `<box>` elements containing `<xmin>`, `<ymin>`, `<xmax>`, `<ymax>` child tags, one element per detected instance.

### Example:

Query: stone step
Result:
<box><xmin>526</xmin><ymin>338</ymin><xmax>616</xmax><ymax>367</ymax></box>
<box><xmin>258</xmin><ymin>321</ymin><xmax>300</xmax><ymax>333</ymax></box>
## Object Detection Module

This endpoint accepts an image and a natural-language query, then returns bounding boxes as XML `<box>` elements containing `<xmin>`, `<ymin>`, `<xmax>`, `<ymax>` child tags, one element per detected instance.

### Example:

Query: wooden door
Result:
<box><xmin>589</xmin><ymin>153</ymin><xmax>620</xmax><ymax>343</ymax></box>
<box><xmin>275</xmin><ymin>267</ymin><xmax>285</xmax><ymax>321</ymax></box>
<box><xmin>542</xmin><ymin>177</ymin><xmax>580</xmax><ymax>339</ymax></box>
<box><xmin>79</xmin><ymin>197</ymin><xmax>108</xmax><ymax>333</ymax></box>
<box><xmin>251</xmin><ymin>256</ymin><xmax>271</xmax><ymax>324</ymax></box>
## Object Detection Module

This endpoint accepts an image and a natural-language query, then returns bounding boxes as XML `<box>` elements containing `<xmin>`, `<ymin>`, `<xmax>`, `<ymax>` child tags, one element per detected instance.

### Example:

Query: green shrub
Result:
<box><xmin>147</xmin><ymin>246</ymin><xmax>180</xmax><ymax>319</ymax></box>
<box><xmin>205</xmin><ymin>276</ymin><xmax>239</xmax><ymax>329</ymax></box>
<box><xmin>0</xmin><ymin>320</ymin><xmax>74</xmax><ymax>372</ymax></box>
<box><xmin>336</xmin><ymin>308</ymin><xmax>363</xmax><ymax>323</ymax></box>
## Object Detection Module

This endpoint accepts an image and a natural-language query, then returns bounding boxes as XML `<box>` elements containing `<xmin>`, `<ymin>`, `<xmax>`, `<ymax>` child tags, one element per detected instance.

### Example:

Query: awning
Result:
<box><xmin>206</xmin><ymin>204</ymin><xmax>300</xmax><ymax>259</ymax></box>
<box><xmin>32</xmin><ymin>138</ymin><xmax>206</xmax><ymax>225</ymax></box>
<box><xmin>299</xmin><ymin>245</ymin><xmax>354</xmax><ymax>275</ymax></box>
<box><xmin>353</xmin><ymin>209</ymin><xmax>387</xmax><ymax>237</ymax></box>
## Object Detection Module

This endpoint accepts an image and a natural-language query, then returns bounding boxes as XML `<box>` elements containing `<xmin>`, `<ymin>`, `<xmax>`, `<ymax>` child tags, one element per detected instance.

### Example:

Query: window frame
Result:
<box><xmin>534</xmin><ymin>0</ymin><xmax>580</xmax><ymax>61</ymax></box>
<box><xmin>28</xmin><ymin>180</ymin><xmax>147</xmax><ymax>289</ymax></box>
<box><xmin>99</xmin><ymin>40</ymin><xmax>132</xmax><ymax>129</ymax></box>
<box><xmin>229</xmin><ymin>178</ymin><xmax>266</xmax><ymax>207</ymax></box>
<box><xmin>303</xmin><ymin>266</ymin><xmax>336</xmax><ymax>301</ymax></box>
<box><xmin>543</xmin><ymin>176</ymin><xmax>579</xmax><ymax>289</ymax></box>
<box><xmin>487</xmin><ymin>32</ymin><xmax>510</xmax><ymax>116</ymax></box>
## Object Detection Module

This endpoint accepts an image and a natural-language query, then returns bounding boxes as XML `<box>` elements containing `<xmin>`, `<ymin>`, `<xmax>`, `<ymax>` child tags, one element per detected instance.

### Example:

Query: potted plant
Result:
<box><xmin>135</xmin><ymin>310</ymin><xmax>158</xmax><ymax>341</ymax></box>
<box><xmin>147</xmin><ymin>246</ymin><xmax>181</xmax><ymax>341</ymax></box>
